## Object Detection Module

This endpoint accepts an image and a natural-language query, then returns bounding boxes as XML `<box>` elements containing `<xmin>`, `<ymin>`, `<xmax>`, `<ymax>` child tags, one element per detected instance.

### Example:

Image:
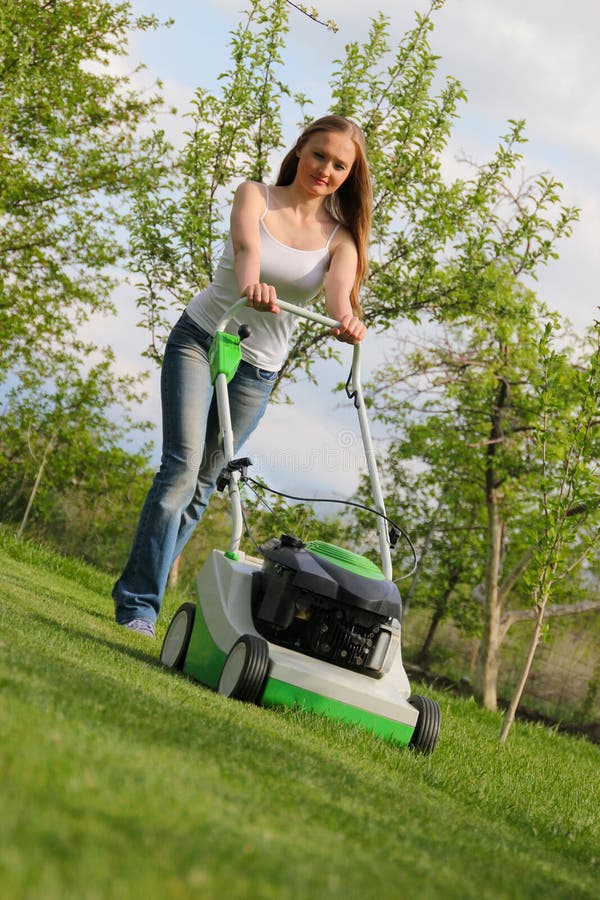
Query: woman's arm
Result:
<box><xmin>325</xmin><ymin>236</ymin><xmax>366</xmax><ymax>343</ymax></box>
<box><xmin>230</xmin><ymin>181</ymin><xmax>280</xmax><ymax>313</ymax></box>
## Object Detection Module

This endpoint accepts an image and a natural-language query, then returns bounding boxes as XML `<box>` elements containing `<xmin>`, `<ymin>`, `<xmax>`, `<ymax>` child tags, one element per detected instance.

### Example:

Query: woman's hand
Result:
<box><xmin>245</xmin><ymin>283</ymin><xmax>280</xmax><ymax>314</ymax></box>
<box><xmin>332</xmin><ymin>313</ymin><xmax>366</xmax><ymax>344</ymax></box>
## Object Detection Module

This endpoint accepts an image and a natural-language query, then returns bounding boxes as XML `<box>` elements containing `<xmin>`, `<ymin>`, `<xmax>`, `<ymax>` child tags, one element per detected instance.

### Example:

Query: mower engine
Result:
<box><xmin>252</xmin><ymin>535</ymin><xmax>402</xmax><ymax>678</ymax></box>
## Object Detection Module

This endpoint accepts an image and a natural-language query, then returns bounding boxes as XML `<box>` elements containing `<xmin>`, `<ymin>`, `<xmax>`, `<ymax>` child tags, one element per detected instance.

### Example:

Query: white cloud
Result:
<box><xmin>430</xmin><ymin>0</ymin><xmax>600</xmax><ymax>159</ymax></box>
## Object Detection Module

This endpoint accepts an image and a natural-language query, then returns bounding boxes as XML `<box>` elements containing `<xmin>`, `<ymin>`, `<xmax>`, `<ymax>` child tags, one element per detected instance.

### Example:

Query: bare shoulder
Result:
<box><xmin>234</xmin><ymin>180</ymin><xmax>267</xmax><ymax>205</ymax></box>
<box><xmin>329</xmin><ymin>223</ymin><xmax>357</xmax><ymax>257</ymax></box>
<box><xmin>230</xmin><ymin>181</ymin><xmax>267</xmax><ymax>235</ymax></box>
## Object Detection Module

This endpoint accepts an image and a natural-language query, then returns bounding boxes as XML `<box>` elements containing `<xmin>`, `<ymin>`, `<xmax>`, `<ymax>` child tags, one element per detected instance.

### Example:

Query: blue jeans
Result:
<box><xmin>113</xmin><ymin>311</ymin><xmax>278</xmax><ymax>625</ymax></box>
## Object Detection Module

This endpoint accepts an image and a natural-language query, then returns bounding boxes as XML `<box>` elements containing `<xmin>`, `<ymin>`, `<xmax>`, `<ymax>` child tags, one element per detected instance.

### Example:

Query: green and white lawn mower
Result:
<box><xmin>160</xmin><ymin>298</ymin><xmax>441</xmax><ymax>753</ymax></box>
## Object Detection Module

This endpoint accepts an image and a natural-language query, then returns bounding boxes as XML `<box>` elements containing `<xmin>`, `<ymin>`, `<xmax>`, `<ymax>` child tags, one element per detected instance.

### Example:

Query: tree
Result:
<box><xmin>347</xmin><ymin>416</ymin><xmax>486</xmax><ymax>659</ymax></box>
<box><xmin>0</xmin><ymin>0</ymin><xmax>164</xmax><ymax>378</ymax></box>
<box><xmin>0</xmin><ymin>351</ymin><xmax>153</xmax><ymax>541</ymax></box>
<box><xmin>130</xmin><ymin>0</ymin><xmax>577</xmax><ymax>378</ymax></box>
<box><xmin>499</xmin><ymin>320</ymin><xmax>600</xmax><ymax>741</ymax></box>
<box><xmin>283</xmin><ymin>15</ymin><xmax>577</xmax><ymax>380</ymax></box>
<box><xmin>129</xmin><ymin>0</ymin><xmax>293</xmax><ymax>362</ymax></box>
<box><xmin>366</xmin><ymin>287</ymin><xmax>600</xmax><ymax>710</ymax></box>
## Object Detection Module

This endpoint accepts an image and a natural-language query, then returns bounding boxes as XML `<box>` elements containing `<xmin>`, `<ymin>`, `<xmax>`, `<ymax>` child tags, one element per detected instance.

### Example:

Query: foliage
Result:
<box><xmin>169</xmin><ymin>485</ymin><xmax>349</xmax><ymax>595</ymax></box>
<box><xmin>241</xmin><ymin>488</ymin><xmax>349</xmax><ymax>548</ymax></box>
<box><xmin>529</xmin><ymin>320</ymin><xmax>600</xmax><ymax>559</ymax></box>
<box><xmin>352</xmin><ymin>415</ymin><xmax>487</xmax><ymax>634</ymax></box>
<box><xmin>499</xmin><ymin>319</ymin><xmax>600</xmax><ymax>741</ymax></box>
<box><xmin>128</xmin><ymin>0</ymin><xmax>576</xmax><ymax>378</ymax></box>
<box><xmin>0</xmin><ymin>351</ymin><xmax>153</xmax><ymax>560</ymax></box>
<box><xmin>363</xmin><ymin>283</ymin><xmax>599</xmax><ymax>709</ymax></box>
<box><xmin>283</xmin><ymin>11</ymin><xmax>577</xmax><ymax>380</ymax></box>
<box><xmin>129</xmin><ymin>0</ymin><xmax>292</xmax><ymax>361</ymax></box>
<box><xmin>0</xmin><ymin>0</ymin><xmax>170</xmax><ymax>560</ymax></box>
<box><xmin>0</xmin><ymin>0</ymin><xmax>165</xmax><ymax>378</ymax></box>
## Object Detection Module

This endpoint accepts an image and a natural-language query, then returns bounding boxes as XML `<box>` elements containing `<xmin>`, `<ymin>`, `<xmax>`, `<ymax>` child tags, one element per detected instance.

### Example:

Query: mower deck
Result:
<box><xmin>182</xmin><ymin>550</ymin><xmax>419</xmax><ymax>745</ymax></box>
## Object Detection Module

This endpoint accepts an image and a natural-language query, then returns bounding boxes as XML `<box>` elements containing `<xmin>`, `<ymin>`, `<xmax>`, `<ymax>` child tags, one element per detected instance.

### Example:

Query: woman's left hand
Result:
<box><xmin>332</xmin><ymin>314</ymin><xmax>367</xmax><ymax>344</ymax></box>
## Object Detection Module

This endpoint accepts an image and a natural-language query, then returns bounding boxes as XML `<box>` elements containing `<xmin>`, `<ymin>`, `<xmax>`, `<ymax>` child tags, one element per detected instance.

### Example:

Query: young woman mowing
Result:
<box><xmin>113</xmin><ymin>115</ymin><xmax>373</xmax><ymax>636</ymax></box>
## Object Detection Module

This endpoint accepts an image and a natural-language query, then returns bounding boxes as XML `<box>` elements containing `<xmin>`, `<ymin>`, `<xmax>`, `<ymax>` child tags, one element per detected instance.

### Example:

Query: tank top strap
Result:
<box><xmin>326</xmin><ymin>222</ymin><xmax>341</xmax><ymax>249</ymax></box>
<box><xmin>260</xmin><ymin>183</ymin><xmax>270</xmax><ymax>221</ymax></box>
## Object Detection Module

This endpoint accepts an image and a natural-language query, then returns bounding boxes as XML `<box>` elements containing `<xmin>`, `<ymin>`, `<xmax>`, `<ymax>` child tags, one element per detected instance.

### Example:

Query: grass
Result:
<box><xmin>1</xmin><ymin>528</ymin><xmax>598</xmax><ymax>899</ymax></box>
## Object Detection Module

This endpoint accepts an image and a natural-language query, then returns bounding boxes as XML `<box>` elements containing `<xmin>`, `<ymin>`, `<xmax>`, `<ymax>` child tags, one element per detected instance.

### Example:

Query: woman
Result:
<box><xmin>113</xmin><ymin>115</ymin><xmax>373</xmax><ymax>637</ymax></box>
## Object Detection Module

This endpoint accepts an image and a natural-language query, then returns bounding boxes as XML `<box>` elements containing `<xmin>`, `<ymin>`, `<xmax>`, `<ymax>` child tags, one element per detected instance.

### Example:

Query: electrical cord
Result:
<box><xmin>240</xmin><ymin>474</ymin><xmax>418</xmax><ymax>582</ymax></box>
<box><xmin>239</xmin><ymin>497</ymin><xmax>264</xmax><ymax>557</ymax></box>
<box><xmin>240</xmin><ymin>480</ymin><xmax>293</xmax><ymax>557</ymax></box>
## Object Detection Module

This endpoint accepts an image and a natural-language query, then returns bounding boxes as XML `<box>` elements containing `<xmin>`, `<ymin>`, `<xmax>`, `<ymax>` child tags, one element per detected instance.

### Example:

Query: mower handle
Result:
<box><xmin>214</xmin><ymin>297</ymin><xmax>393</xmax><ymax>579</ymax></box>
<box><xmin>215</xmin><ymin>295</ymin><xmax>362</xmax><ymax>384</ymax></box>
<box><xmin>215</xmin><ymin>296</ymin><xmax>343</xmax><ymax>335</ymax></box>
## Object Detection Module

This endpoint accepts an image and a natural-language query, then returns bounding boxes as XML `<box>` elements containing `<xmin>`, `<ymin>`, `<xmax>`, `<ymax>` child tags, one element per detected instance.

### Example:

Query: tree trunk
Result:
<box><xmin>416</xmin><ymin>607</ymin><xmax>443</xmax><ymax>668</ymax></box>
<box><xmin>475</xmin><ymin>619</ymin><xmax>501</xmax><ymax>710</ymax></box>
<box><xmin>475</xmin><ymin>486</ymin><xmax>504</xmax><ymax>709</ymax></box>
<box><xmin>475</xmin><ymin>378</ymin><xmax>509</xmax><ymax>710</ymax></box>
<box><xmin>415</xmin><ymin>578</ymin><xmax>457</xmax><ymax>668</ymax></box>
<box><xmin>499</xmin><ymin>587</ymin><xmax>548</xmax><ymax>743</ymax></box>
<box><xmin>17</xmin><ymin>429</ymin><xmax>58</xmax><ymax>539</ymax></box>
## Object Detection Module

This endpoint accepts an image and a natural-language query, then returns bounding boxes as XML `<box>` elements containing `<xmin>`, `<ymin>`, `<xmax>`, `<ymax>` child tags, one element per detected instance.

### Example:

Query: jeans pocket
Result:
<box><xmin>238</xmin><ymin>360</ymin><xmax>279</xmax><ymax>385</ymax></box>
<box><xmin>256</xmin><ymin>367</ymin><xmax>279</xmax><ymax>384</ymax></box>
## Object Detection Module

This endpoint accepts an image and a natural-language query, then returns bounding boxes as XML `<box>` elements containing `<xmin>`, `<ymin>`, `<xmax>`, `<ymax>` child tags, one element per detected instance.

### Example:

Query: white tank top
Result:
<box><xmin>185</xmin><ymin>184</ymin><xmax>339</xmax><ymax>370</ymax></box>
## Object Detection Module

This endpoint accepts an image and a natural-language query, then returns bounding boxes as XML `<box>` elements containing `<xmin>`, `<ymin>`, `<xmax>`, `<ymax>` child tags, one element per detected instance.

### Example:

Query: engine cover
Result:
<box><xmin>252</xmin><ymin>536</ymin><xmax>401</xmax><ymax>677</ymax></box>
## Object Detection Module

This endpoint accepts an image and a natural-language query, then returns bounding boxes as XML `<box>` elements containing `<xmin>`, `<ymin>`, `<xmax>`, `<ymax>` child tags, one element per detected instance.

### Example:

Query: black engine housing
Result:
<box><xmin>252</xmin><ymin>535</ymin><xmax>402</xmax><ymax>677</ymax></box>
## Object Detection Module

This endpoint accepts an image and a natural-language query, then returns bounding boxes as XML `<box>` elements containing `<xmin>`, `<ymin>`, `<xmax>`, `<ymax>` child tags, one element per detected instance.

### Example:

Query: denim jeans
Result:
<box><xmin>113</xmin><ymin>311</ymin><xmax>278</xmax><ymax>625</ymax></box>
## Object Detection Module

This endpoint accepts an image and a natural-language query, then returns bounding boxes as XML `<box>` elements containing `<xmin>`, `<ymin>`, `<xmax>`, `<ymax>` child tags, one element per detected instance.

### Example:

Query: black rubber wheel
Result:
<box><xmin>160</xmin><ymin>602</ymin><xmax>196</xmax><ymax>670</ymax></box>
<box><xmin>217</xmin><ymin>634</ymin><xmax>270</xmax><ymax>703</ymax></box>
<box><xmin>408</xmin><ymin>695</ymin><xmax>441</xmax><ymax>753</ymax></box>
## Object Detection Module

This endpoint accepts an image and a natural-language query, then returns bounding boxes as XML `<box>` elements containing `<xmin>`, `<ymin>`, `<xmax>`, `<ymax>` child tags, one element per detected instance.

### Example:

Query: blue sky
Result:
<box><xmin>93</xmin><ymin>0</ymin><xmax>600</xmax><ymax>505</ymax></box>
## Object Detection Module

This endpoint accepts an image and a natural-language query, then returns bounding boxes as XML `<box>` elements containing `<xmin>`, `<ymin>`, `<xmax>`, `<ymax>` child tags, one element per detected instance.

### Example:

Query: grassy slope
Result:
<box><xmin>1</xmin><ymin>529</ymin><xmax>598</xmax><ymax>900</ymax></box>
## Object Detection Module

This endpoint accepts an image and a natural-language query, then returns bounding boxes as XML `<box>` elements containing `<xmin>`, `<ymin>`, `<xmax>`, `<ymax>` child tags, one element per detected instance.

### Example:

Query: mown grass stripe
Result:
<box><xmin>1</xmin><ymin>527</ymin><xmax>598</xmax><ymax>900</ymax></box>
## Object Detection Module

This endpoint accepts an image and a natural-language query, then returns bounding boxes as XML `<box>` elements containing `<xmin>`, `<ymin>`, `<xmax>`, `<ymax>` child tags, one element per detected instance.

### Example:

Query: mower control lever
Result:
<box><xmin>388</xmin><ymin>526</ymin><xmax>401</xmax><ymax>548</ymax></box>
<box><xmin>228</xmin><ymin>457</ymin><xmax>253</xmax><ymax>478</ymax></box>
<box><xmin>216</xmin><ymin>456</ymin><xmax>253</xmax><ymax>492</ymax></box>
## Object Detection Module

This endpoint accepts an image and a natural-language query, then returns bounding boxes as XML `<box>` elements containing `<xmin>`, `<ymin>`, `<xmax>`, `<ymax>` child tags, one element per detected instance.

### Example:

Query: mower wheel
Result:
<box><xmin>217</xmin><ymin>634</ymin><xmax>270</xmax><ymax>704</ymax></box>
<box><xmin>160</xmin><ymin>602</ymin><xmax>196</xmax><ymax>670</ymax></box>
<box><xmin>408</xmin><ymin>695</ymin><xmax>441</xmax><ymax>753</ymax></box>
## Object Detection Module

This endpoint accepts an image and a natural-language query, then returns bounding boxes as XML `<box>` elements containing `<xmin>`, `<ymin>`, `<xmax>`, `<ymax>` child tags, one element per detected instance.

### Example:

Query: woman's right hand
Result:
<box><xmin>332</xmin><ymin>313</ymin><xmax>366</xmax><ymax>344</ymax></box>
<box><xmin>245</xmin><ymin>283</ymin><xmax>280</xmax><ymax>314</ymax></box>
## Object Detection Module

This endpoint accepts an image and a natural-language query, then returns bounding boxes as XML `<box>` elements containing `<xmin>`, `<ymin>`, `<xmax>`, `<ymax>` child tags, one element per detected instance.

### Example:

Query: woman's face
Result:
<box><xmin>295</xmin><ymin>130</ymin><xmax>356</xmax><ymax>197</ymax></box>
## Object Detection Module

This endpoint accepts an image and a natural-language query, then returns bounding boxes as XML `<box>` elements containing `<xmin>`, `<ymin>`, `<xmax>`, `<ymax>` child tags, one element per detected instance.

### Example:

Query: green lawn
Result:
<box><xmin>1</xmin><ymin>529</ymin><xmax>598</xmax><ymax>899</ymax></box>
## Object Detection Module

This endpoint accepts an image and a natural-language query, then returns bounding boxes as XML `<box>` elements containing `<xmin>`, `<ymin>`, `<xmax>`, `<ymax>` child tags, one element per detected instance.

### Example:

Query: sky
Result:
<box><xmin>89</xmin><ymin>0</ymin><xmax>600</xmax><ymax>506</ymax></box>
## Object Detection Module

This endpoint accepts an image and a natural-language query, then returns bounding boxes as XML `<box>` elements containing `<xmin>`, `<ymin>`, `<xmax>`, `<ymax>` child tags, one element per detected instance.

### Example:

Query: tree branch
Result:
<box><xmin>284</xmin><ymin>1</ymin><xmax>338</xmax><ymax>31</ymax></box>
<box><xmin>501</xmin><ymin>598</ymin><xmax>600</xmax><ymax>631</ymax></box>
<box><xmin>498</xmin><ymin>549</ymin><xmax>534</xmax><ymax>604</ymax></box>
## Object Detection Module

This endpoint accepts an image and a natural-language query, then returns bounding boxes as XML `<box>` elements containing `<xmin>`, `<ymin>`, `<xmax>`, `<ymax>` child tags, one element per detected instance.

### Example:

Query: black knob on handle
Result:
<box><xmin>238</xmin><ymin>324</ymin><xmax>251</xmax><ymax>340</ymax></box>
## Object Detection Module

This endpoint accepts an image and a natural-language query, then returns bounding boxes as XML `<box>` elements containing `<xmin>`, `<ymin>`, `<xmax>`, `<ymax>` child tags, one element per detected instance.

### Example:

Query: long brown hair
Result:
<box><xmin>276</xmin><ymin>115</ymin><xmax>372</xmax><ymax>317</ymax></box>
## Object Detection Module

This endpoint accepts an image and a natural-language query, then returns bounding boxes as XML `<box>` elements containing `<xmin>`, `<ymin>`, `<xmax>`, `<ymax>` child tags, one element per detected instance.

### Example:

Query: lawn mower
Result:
<box><xmin>160</xmin><ymin>298</ymin><xmax>441</xmax><ymax>753</ymax></box>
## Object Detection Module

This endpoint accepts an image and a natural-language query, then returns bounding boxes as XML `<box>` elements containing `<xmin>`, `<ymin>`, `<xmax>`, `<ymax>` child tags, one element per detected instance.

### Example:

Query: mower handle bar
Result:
<box><xmin>215</xmin><ymin>296</ymin><xmax>342</xmax><ymax>335</ymax></box>
<box><xmin>214</xmin><ymin>298</ymin><xmax>393</xmax><ymax>579</ymax></box>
